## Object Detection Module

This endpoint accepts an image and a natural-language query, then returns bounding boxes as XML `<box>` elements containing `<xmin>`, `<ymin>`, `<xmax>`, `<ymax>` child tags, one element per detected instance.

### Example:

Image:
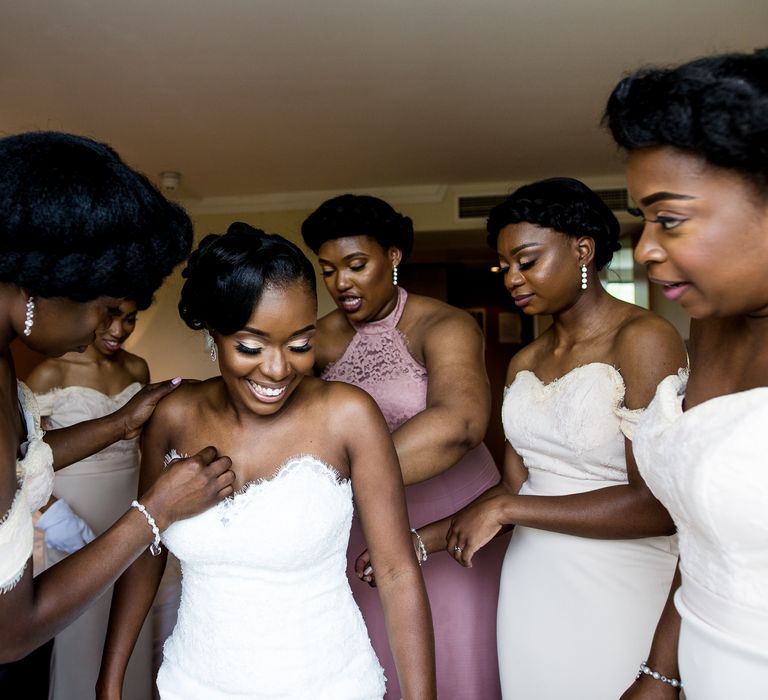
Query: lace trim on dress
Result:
<box><xmin>0</xmin><ymin>383</ymin><xmax>54</xmax><ymax>594</ymax></box>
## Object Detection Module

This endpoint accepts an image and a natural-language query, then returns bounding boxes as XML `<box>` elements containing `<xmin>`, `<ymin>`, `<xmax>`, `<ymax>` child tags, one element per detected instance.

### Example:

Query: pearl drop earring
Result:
<box><xmin>581</xmin><ymin>265</ymin><xmax>588</xmax><ymax>291</ymax></box>
<box><xmin>23</xmin><ymin>296</ymin><xmax>35</xmax><ymax>336</ymax></box>
<box><xmin>393</xmin><ymin>265</ymin><xmax>399</xmax><ymax>287</ymax></box>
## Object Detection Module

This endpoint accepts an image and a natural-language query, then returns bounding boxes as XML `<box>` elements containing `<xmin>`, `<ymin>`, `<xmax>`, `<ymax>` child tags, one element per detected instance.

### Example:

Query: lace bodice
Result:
<box><xmin>35</xmin><ymin>383</ymin><xmax>141</xmax><ymax>473</ymax></box>
<box><xmin>321</xmin><ymin>287</ymin><xmax>427</xmax><ymax>432</ymax></box>
<box><xmin>0</xmin><ymin>382</ymin><xmax>54</xmax><ymax>593</ymax></box>
<box><xmin>502</xmin><ymin>363</ymin><xmax>642</xmax><ymax>486</ymax></box>
<box><xmin>158</xmin><ymin>454</ymin><xmax>385</xmax><ymax>698</ymax></box>
<box><xmin>634</xmin><ymin>372</ymin><xmax>768</xmax><ymax>616</ymax></box>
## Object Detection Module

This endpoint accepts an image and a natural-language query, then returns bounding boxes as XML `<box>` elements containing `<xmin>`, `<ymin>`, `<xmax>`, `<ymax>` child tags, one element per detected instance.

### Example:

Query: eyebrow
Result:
<box><xmin>318</xmin><ymin>251</ymin><xmax>368</xmax><ymax>264</ymax></box>
<box><xmin>639</xmin><ymin>192</ymin><xmax>696</xmax><ymax>207</ymax></box>
<box><xmin>507</xmin><ymin>242</ymin><xmax>541</xmax><ymax>256</ymax></box>
<box><xmin>241</xmin><ymin>324</ymin><xmax>316</xmax><ymax>338</ymax></box>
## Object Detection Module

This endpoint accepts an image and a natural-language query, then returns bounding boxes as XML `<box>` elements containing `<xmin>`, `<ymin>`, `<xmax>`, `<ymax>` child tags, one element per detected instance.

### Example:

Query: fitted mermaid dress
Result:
<box><xmin>633</xmin><ymin>372</ymin><xmax>768</xmax><ymax>699</ymax></box>
<box><xmin>322</xmin><ymin>287</ymin><xmax>506</xmax><ymax>699</ymax></box>
<box><xmin>157</xmin><ymin>454</ymin><xmax>385</xmax><ymax>699</ymax></box>
<box><xmin>36</xmin><ymin>383</ymin><xmax>154</xmax><ymax>700</ymax></box>
<box><xmin>497</xmin><ymin>364</ymin><xmax>678</xmax><ymax>699</ymax></box>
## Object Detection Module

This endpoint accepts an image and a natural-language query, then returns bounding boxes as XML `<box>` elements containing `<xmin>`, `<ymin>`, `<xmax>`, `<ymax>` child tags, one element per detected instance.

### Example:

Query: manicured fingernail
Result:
<box><xmin>171</xmin><ymin>376</ymin><xmax>182</xmax><ymax>385</ymax></box>
<box><xmin>364</xmin><ymin>566</ymin><xmax>373</xmax><ymax>576</ymax></box>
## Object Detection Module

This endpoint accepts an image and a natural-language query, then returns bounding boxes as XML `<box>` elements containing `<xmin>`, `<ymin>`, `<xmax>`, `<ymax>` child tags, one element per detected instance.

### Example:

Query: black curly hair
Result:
<box><xmin>0</xmin><ymin>131</ymin><xmax>193</xmax><ymax>308</ymax></box>
<box><xmin>179</xmin><ymin>222</ymin><xmax>317</xmax><ymax>336</ymax></box>
<box><xmin>486</xmin><ymin>178</ymin><xmax>621</xmax><ymax>271</ymax></box>
<box><xmin>301</xmin><ymin>194</ymin><xmax>414</xmax><ymax>262</ymax></box>
<box><xmin>604</xmin><ymin>47</ymin><xmax>768</xmax><ymax>192</ymax></box>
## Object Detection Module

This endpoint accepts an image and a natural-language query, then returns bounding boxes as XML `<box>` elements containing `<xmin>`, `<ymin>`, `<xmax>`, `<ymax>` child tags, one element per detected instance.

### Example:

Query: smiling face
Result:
<box><xmin>627</xmin><ymin>146</ymin><xmax>768</xmax><ymax>319</ymax></box>
<box><xmin>214</xmin><ymin>281</ymin><xmax>317</xmax><ymax>416</ymax></box>
<box><xmin>496</xmin><ymin>222</ymin><xmax>586</xmax><ymax>315</ymax></box>
<box><xmin>93</xmin><ymin>300</ymin><xmax>138</xmax><ymax>357</ymax></box>
<box><xmin>317</xmin><ymin>235</ymin><xmax>401</xmax><ymax>322</ymax></box>
<box><xmin>24</xmin><ymin>295</ymin><xmax>123</xmax><ymax>357</ymax></box>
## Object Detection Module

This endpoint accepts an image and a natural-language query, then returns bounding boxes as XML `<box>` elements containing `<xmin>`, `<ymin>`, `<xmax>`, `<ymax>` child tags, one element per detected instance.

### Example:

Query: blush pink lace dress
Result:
<box><xmin>322</xmin><ymin>287</ymin><xmax>506</xmax><ymax>699</ymax></box>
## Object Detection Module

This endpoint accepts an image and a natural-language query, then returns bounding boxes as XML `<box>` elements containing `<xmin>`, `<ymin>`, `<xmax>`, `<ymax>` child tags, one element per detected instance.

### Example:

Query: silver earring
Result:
<box><xmin>392</xmin><ymin>265</ymin><xmax>399</xmax><ymax>287</ymax></box>
<box><xmin>580</xmin><ymin>265</ymin><xmax>588</xmax><ymax>291</ymax></box>
<box><xmin>203</xmin><ymin>329</ymin><xmax>217</xmax><ymax>362</ymax></box>
<box><xmin>23</xmin><ymin>296</ymin><xmax>35</xmax><ymax>336</ymax></box>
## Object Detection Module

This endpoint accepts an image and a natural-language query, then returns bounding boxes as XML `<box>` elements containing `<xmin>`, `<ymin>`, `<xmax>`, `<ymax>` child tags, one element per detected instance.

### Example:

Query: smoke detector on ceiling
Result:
<box><xmin>159</xmin><ymin>171</ymin><xmax>181</xmax><ymax>193</ymax></box>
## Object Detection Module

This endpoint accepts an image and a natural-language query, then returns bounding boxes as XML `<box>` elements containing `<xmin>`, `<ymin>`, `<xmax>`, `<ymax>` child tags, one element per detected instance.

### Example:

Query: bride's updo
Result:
<box><xmin>179</xmin><ymin>222</ymin><xmax>317</xmax><ymax>336</ymax></box>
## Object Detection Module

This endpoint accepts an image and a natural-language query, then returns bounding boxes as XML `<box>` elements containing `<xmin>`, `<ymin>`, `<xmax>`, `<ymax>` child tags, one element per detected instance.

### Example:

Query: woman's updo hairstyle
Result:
<box><xmin>179</xmin><ymin>222</ymin><xmax>317</xmax><ymax>336</ymax></box>
<box><xmin>486</xmin><ymin>177</ymin><xmax>621</xmax><ymax>271</ymax></box>
<box><xmin>0</xmin><ymin>131</ymin><xmax>192</xmax><ymax>305</ymax></box>
<box><xmin>301</xmin><ymin>194</ymin><xmax>414</xmax><ymax>262</ymax></box>
<box><xmin>604</xmin><ymin>47</ymin><xmax>768</xmax><ymax>191</ymax></box>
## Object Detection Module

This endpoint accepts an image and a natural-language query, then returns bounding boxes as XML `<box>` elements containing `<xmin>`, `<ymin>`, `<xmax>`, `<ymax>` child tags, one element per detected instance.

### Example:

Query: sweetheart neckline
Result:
<box><xmin>507</xmin><ymin>362</ymin><xmax>623</xmax><ymax>392</ymax></box>
<box><xmin>163</xmin><ymin>450</ymin><xmax>349</xmax><ymax>503</ymax></box>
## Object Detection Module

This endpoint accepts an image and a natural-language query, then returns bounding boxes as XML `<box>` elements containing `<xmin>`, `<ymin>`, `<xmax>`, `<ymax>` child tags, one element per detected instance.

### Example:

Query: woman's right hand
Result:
<box><xmin>140</xmin><ymin>446</ymin><xmax>234</xmax><ymax>530</ymax></box>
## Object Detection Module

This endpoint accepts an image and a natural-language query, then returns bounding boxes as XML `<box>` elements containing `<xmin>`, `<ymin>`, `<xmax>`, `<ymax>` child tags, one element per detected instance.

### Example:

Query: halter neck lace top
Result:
<box><xmin>321</xmin><ymin>287</ymin><xmax>427</xmax><ymax>431</ymax></box>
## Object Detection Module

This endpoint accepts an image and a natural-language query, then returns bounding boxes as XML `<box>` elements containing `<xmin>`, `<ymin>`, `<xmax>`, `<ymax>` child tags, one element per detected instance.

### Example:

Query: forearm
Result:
<box><xmin>98</xmin><ymin>552</ymin><xmax>167</xmax><ymax>697</ymax></box>
<box><xmin>495</xmin><ymin>484</ymin><xmax>675</xmax><ymax>539</ymax></box>
<box><xmin>416</xmin><ymin>484</ymin><xmax>510</xmax><ymax>554</ymax></box>
<box><xmin>45</xmin><ymin>415</ymin><xmax>126</xmax><ymax>470</ymax></box>
<box><xmin>1</xmin><ymin>508</ymin><xmax>156</xmax><ymax>662</ymax></box>
<box><xmin>377</xmin><ymin>566</ymin><xmax>436</xmax><ymax>699</ymax></box>
<box><xmin>394</xmin><ymin>407</ymin><xmax>484</xmax><ymax>485</ymax></box>
<box><xmin>645</xmin><ymin>565</ymin><xmax>682</xmax><ymax>681</ymax></box>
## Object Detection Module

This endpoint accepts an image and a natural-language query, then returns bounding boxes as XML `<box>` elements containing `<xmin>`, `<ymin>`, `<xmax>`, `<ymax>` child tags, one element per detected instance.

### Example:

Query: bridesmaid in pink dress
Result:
<box><xmin>303</xmin><ymin>194</ymin><xmax>507</xmax><ymax>699</ymax></box>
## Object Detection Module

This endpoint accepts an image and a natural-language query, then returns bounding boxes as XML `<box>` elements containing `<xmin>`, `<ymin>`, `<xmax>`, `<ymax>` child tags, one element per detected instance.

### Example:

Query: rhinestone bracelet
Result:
<box><xmin>131</xmin><ymin>500</ymin><xmax>162</xmax><ymax>556</ymax></box>
<box><xmin>410</xmin><ymin>528</ymin><xmax>428</xmax><ymax>564</ymax></box>
<box><xmin>637</xmin><ymin>661</ymin><xmax>682</xmax><ymax>689</ymax></box>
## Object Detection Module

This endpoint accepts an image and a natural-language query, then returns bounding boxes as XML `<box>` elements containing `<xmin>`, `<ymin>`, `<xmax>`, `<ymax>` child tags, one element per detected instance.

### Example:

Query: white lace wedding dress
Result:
<box><xmin>634</xmin><ymin>372</ymin><xmax>768</xmax><ymax>699</ymax></box>
<box><xmin>497</xmin><ymin>364</ymin><xmax>678</xmax><ymax>699</ymax></box>
<box><xmin>156</xmin><ymin>454</ymin><xmax>385</xmax><ymax>699</ymax></box>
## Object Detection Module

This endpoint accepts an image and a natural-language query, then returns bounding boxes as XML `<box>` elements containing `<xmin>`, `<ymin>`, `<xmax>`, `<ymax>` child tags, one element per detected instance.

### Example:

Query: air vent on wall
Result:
<box><xmin>457</xmin><ymin>188</ymin><xmax>629</xmax><ymax>219</ymax></box>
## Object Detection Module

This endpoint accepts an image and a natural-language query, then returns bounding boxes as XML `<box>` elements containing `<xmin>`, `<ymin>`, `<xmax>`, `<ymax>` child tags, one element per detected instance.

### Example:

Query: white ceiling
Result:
<box><xmin>2</xmin><ymin>1</ymin><xmax>766</xmax><ymax>201</ymax></box>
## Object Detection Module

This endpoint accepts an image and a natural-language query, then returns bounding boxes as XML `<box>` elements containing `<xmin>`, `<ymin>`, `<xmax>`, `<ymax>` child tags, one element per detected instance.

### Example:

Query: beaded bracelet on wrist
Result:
<box><xmin>410</xmin><ymin>528</ymin><xmax>428</xmax><ymax>564</ymax></box>
<box><xmin>637</xmin><ymin>661</ymin><xmax>682</xmax><ymax>689</ymax></box>
<box><xmin>131</xmin><ymin>500</ymin><xmax>162</xmax><ymax>556</ymax></box>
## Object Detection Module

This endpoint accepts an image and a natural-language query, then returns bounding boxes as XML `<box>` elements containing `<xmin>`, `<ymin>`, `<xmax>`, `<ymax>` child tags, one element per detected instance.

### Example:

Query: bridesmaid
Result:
<box><xmin>27</xmin><ymin>299</ymin><xmax>155</xmax><ymax>700</ymax></box>
<box><xmin>302</xmin><ymin>194</ymin><xmax>507</xmax><ymax>700</ymax></box>
<box><xmin>605</xmin><ymin>48</ymin><xmax>768</xmax><ymax>699</ymax></box>
<box><xmin>417</xmin><ymin>178</ymin><xmax>687</xmax><ymax>699</ymax></box>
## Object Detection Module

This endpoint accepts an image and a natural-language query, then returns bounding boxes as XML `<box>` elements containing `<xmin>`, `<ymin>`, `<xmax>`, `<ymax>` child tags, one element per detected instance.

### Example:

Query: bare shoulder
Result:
<box><xmin>314</xmin><ymin>377</ymin><xmax>385</xmax><ymax>433</ymax></box>
<box><xmin>504</xmin><ymin>331</ymin><xmax>550</xmax><ymax>385</ymax></box>
<box><xmin>122</xmin><ymin>351</ymin><xmax>150</xmax><ymax>384</ymax></box>
<box><xmin>405</xmin><ymin>293</ymin><xmax>480</xmax><ymax>335</ymax></box>
<box><xmin>150</xmin><ymin>378</ymin><xmax>219</xmax><ymax>432</ymax></box>
<box><xmin>613</xmin><ymin>308</ymin><xmax>686</xmax><ymax>367</ymax></box>
<box><xmin>25</xmin><ymin>359</ymin><xmax>67</xmax><ymax>393</ymax></box>
<box><xmin>315</xmin><ymin>309</ymin><xmax>354</xmax><ymax>369</ymax></box>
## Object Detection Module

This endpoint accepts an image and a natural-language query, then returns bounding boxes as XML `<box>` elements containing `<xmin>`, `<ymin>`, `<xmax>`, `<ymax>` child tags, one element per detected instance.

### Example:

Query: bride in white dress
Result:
<box><xmin>416</xmin><ymin>178</ymin><xmax>687</xmax><ymax>699</ymax></box>
<box><xmin>606</xmin><ymin>48</ymin><xmax>768</xmax><ymax>699</ymax></box>
<box><xmin>98</xmin><ymin>224</ymin><xmax>435</xmax><ymax>700</ymax></box>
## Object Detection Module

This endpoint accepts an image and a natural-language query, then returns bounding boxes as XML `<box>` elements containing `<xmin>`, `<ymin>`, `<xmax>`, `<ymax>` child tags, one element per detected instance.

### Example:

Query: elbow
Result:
<box><xmin>460</xmin><ymin>413</ymin><xmax>487</xmax><ymax>451</ymax></box>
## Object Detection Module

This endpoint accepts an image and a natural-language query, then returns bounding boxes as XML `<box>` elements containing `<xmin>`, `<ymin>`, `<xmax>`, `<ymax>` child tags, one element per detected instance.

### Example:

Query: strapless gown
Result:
<box><xmin>497</xmin><ymin>364</ymin><xmax>678</xmax><ymax>699</ymax></box>
<box><xmin>634</xmin><ymin>372</ymin><xmax>768</xmax><ymax>699</ymax></box>
<box><xmin>35</xmin><ymin>384</ymin><xmax>154</xmax><ymax>700</ymax></box>
<box><xmin>157</xmin><ymin>455</ymin><xmax>385</xmax><ymax>699</ymax></box>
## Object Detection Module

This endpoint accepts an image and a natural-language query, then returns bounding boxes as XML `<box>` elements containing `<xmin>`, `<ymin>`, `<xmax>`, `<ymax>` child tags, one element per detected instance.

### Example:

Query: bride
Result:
<box><xmin>97</xmin><ymin>223</ymin><xmax>435</xmax><ymax>700</ymax></box>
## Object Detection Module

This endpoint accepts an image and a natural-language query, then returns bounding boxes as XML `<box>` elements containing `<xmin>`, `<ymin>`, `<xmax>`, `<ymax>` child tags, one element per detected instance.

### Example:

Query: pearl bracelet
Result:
<box><xmin>410</xmin><ymin>528</ymin><xmax>428</xmax><ymax>564</ymax></box>
<box><xmin>131</xmin><ymin>500</ymin><xmax>162</xmax><ymax>556</ymax></box>
<box><xmin>637</xmin><ymin>661</ymin><xmax>682</xmax><ymax>689</ymax></box>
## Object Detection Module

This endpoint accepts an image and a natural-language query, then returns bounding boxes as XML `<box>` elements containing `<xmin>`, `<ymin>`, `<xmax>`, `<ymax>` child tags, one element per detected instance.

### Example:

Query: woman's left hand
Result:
<box><xmin>116</xmin><ymin>377</ymin><xmax>185</xmax><ymax>440</ymax></box>
<box><xmin>446</xmin><ymin>495</ymin><xmax>506</xmax><ymax>567</ymax></box>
